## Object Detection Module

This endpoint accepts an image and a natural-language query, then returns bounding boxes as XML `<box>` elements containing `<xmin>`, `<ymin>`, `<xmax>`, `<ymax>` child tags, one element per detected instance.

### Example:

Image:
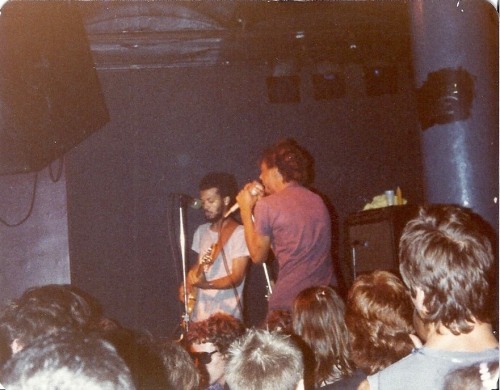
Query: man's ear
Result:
<box><xmin>223</xmin><ymin>196</ymin><xmax>230</xmax><ymax>206</ymax></box>
<box><xmin>11</xmin><ymin>338</ymin><xmax>23</xmax><ymax>354</ymax></box>
<box><xmin>413</xmin><ymin>287</ymin><xmax>428</xmax><ymax>316</ymax></box>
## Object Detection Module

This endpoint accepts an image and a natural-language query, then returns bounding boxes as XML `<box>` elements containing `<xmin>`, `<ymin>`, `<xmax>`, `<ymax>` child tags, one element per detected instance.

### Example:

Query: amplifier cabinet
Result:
<box><xmin>346</xmin><ymin>205</ymin><xmax>419</xmax><ymax>280</ymax></box>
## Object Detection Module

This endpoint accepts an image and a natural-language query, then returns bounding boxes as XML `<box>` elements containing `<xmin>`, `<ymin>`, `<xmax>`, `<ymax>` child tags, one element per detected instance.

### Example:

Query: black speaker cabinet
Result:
<box><xmin>0</xmin><ymin>2</ymin><xmax>109</xmax><ymax>175</ymax></box>
<box><xmin>346</xmin><ymin>205</ymin><xmax>419</xmax><ymax>280</ymax></box>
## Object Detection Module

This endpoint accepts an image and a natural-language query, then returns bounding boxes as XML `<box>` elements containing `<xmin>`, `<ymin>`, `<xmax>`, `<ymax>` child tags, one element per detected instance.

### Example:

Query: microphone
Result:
<box><xmin>172</xmin><ymin>193</ymin><xmax>202</xmax><ymax>209</ymax></box>
<box><xmin>224</xmin><ymin>187</ymin><xmax>259</xmax><ymax>218</ymax></box>
<box><xmin>351</xmin><ymin>240</ymin><xmax>368</xmax><ymax>248</ymax></box>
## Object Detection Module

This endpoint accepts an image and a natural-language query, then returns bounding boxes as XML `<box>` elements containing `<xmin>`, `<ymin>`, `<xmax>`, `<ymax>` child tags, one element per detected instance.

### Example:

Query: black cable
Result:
<box><xmin>49</xmin><ymin>156</ymin><xmax>64</xmax><ymax>183</ymax></box>
<box><xmin>0</xmin><ymin>172</ymin><xmax>38</xmax><ymax>227</ymax></box>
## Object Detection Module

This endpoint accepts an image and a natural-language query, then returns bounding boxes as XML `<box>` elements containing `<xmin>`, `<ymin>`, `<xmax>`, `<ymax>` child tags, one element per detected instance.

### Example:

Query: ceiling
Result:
<box><xmin>76</xmin><ymin>1</ymin><xmax>412</xmax><ymax>70</ymax></box>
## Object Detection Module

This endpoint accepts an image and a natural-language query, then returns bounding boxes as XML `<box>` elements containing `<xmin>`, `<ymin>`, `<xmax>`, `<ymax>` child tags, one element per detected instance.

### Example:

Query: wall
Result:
<box><xmin>65</xmin><ymin>63</ymin><xmax>424</xmax><ymax>337</ymax></box>
<box><xmin>0</xmin><ymin>165</ymin><xmax>70</xmax><ymax>307</ymax></box>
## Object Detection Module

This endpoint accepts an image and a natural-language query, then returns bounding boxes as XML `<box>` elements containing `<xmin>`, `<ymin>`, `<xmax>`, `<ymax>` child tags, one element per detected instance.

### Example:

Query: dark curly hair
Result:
<box><xmin>260</xmin><ymin>138</ymin><xmax>314</xmax><ymax>186</ymax></box>
<box><xmin>185</xmin><ymin>313</ymin><xmax>245</xmax><ymax>355</ymax></box>
<box><xmin>199</xmin><ymin>172</ymin><xmax>239</xmax><ymax>206</ymax></box>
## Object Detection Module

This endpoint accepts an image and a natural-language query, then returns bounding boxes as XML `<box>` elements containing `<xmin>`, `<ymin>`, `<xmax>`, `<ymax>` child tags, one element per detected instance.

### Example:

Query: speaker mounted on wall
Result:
<box><xmin>266</xmin><ymin>75</ymin><xmax>301</xmax><ymax>103</ymax></box>
<box><xmin>0</xmin><ymin>1</ymin><xmax>109</xmax><ymax>175</ymax></box>
<box><xmin>345</xmin><ymin>205</ymin><xmax>419</xmax><ymax>282</ymax></box>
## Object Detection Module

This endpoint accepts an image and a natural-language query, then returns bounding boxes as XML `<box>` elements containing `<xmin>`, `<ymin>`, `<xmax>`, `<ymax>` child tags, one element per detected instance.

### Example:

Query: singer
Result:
<box><xmin>180</xmin><ymin>172</ymin><xmax>250</xmax><ymax>322</ymax></box>
<box><xmin>236</xmin><ymin>138</ymin><xmax>336</xmax><ymax>315</ymax></box>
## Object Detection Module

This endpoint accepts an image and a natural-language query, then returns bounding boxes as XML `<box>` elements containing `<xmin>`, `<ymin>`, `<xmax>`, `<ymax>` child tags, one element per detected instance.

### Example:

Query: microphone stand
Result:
<box><xmin>350</xmin><ymin>240</ymin><xmax>368</xmax><ymax>280</ymax></box>
<box><xmin>178</xmin><ymin>200</ymin><xmax>190</xmax><ymax>333</ymax></box>
<box><xmin>249</xmin><ymin>213</ymin><xmax>273</xmax><ymax>300</ymax></box>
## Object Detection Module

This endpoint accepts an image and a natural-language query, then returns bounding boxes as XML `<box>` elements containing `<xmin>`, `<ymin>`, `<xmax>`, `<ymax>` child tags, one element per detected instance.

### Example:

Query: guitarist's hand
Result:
<box><xmin>188</xmin><ymin>267</ymin><xmax>207</xmax><ymax>288</ymax></box>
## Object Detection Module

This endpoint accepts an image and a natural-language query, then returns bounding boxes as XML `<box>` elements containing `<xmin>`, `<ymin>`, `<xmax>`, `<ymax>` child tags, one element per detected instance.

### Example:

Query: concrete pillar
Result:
<box><xmin>409</xmin><ymin>0</ymin><xmax>498</xmax><ymax>232</ymax></box>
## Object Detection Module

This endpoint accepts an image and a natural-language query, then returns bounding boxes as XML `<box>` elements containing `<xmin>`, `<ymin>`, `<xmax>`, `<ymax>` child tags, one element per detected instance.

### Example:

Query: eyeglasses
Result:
<box><xmin>189</xmin><ymin>350</ymin><xmax>218</xmax><ymax>365</ymax></box>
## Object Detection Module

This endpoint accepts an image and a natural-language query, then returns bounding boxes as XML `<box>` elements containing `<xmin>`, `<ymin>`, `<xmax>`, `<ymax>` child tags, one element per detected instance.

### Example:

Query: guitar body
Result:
<box><xmin>186</xmin><ymin>243</ymin><xmax>218</xmax><ymax>317</ymax></box>
<box><xmin>182</xmin><ymin>218</ymin><xmax>239</xmax><ymax>320</ymax></box>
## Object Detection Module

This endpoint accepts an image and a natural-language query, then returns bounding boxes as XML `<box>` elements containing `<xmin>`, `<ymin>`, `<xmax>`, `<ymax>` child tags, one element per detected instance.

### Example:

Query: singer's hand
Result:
<box><xmin>236</xmin><ymin>182</ymin><xmax>262</xmax><ymax>215</ymax></box>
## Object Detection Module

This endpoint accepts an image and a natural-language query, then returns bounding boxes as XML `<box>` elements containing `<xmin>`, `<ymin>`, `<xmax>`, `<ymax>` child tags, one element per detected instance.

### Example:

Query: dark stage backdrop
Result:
<box><xmin>66</xmin><ymin>63</ymin><xmax>424</xmax><ymax>337</ymax></box>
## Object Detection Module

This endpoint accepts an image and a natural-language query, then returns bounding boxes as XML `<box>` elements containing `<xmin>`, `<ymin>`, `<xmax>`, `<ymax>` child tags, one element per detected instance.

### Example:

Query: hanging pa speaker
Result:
<box><xmin>0</xmin><ymin>1</ymin><xmax>109</xmax><ymax>175</ymax></box>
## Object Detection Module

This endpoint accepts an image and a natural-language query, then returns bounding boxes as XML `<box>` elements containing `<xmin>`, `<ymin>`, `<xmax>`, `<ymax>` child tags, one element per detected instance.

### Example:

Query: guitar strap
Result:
<box><xmin>216</xmin><ymin>217</ymin><xmax>245</xmax><ymax>318</ymax></box>
<box><xmin>211</xmin><ymin>218</ymin><xmax>239</xmax><ymax>260</ymax></box>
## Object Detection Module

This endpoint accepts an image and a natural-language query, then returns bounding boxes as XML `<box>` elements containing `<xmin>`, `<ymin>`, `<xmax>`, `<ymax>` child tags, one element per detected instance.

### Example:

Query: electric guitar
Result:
<box><xmin>186</xmin><ymin>243</ymin><xmax>218</xmax><ymax>316</ymax></box>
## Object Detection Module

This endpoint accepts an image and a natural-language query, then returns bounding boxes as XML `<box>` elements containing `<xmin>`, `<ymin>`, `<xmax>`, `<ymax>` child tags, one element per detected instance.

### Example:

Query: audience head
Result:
<box><xmin>443</xmin><ymin>360</ymin><xmax>499</xmax><ymax>390</ymax></box>
<box><xmin>0</xmin><ymin>330</ymin><xmax>135</xmax><ymax>390</ymax></box>
<box><xmin>292</xmin><ymin>285</ymin><xmax>354</xmax><ymax>386</ymax></box>
<box><xmin>159</xmin><ymin>340</ymin><xmax>200</xmax><ymax>390</ymax></box>
<box><xmin>95</xmin><ymin>325</ymin><xmax>167</xmax><ymax>390</ymax></box>
<box><xmin>0</xmin><ymin>284</ymin><xmax>92</xmax><ymax>355</ymax></box>
<box><xmin>399</xmin><ymin>205</ymin><xmax>495</xmax><ymax>335</ymax></box>
<box><xmin>185</xmin><ymin>312</ymin><xmax>245</xmax><ymax>387</ymax></box>
<box><xmin>264</xmin><ymin>309</ymin><xmax>293</xmax><ymax>334</ymax></box>
<box><xmin>260</xmin><ymin>138</ymin><xmax>314</xmax><ymax>186</ymax></box>
<box><xmin>225</xmin><ymin>328</ymin><xmax>304</xmax><ymax>390</ymax></box>
<box><xmin>345</xmin><ymin>270</ymin><xmax>417</xmax><ymax>375</ymax></box>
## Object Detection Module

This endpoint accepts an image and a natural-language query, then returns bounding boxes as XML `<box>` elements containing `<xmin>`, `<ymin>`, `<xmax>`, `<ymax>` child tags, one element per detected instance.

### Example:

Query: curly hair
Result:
<box><xmin>260</xmin><ymin>138</ymin><xmax>314</xmax><ymax>186</ymax></box>
<box><xmin>199</xmin><ymin>172</ymin><xmax>239</xmax><ymax>206</ymax></box>
<box><xmin>185</xmin><ymin>313</ymin><xmax>245</xmax><ymax>355</ymax></box>
<box><xmin>399</xmin><ymin>205</ymin><xmax>495</xmax><ymax>335</ymax></box>
<box><xmin>345</xmin><ymin>270</ymin><xmax>415</xmax><ymax>375</ymax></box>
<box><xmin>292</xmin><ymin>286</ymin><xmax>354</xmax><ymax>386</ymax></box>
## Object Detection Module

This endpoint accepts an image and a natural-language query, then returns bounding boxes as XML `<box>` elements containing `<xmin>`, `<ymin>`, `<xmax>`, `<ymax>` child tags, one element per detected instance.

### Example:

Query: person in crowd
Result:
<box><xmin>159</xmin><ymin>340</ymin><xmax>200</xmax><ymax>390</ymax></box>
<box><xmin>292</xmin><ymin>285</ymin><xmax>354</xmax><ymax>388</ymax></box>
<box><xmin>181</xmin><ymin>172</ymin><xmax>250</xmax><ymax>322</ymax></box>
<box><xmin>225</xmin><ymin>328</ymin><xmax>305</xmax><ymax>390</ymax></box>
<box><xmin>0</xmin><ymin>284</ymin><xmax>93</xmax><ymax>362</ymax></box>
<box><xmin>0</xmin><ymin>330</ymin><xmax>136</xmax><ymax>390</ymax></box>
<box><xmin>95</xmin><ymin>324</ymin><xmax>168</xmax><ymax>390</ymax></box>
<box><xmin>185</xmin><ymin>312</ymin><xmax>246</xmax><ymax>390</ymax></box>
<box><xmin>330</xmin><ymin>270</ymin><xmax>421</xmax><ymax>389</ymax></box>
<box><xmin>444</xmin><ymin>360</ymin><xmax>499</xmax><ymax>390</ymax></box>
<box><xmin>359</xmin><ymin>205</ymin><xmax>499</xmax><ymax>390</ymax></box>
<box><xmin>263</xmin><ymin>309</ymin><xmax>293</xmax><ymax>334</ymax></box>
<box><xmin>236</xmin><ymin>138</ymin><xmax>335</xmax><ymax>314</ymax></box>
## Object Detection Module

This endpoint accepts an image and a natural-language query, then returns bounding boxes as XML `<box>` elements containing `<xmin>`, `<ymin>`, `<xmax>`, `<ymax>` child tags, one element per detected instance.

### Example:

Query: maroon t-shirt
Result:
<box><xmin>254</xmin><ymin>184</ymin><xmax>334</xmax><ymax>311</ymax></box>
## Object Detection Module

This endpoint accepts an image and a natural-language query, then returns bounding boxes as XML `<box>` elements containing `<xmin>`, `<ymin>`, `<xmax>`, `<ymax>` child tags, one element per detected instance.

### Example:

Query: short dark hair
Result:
<box><xmin>225</xmin><ymin>328</ymin><xmax>304</xmax><ymax>390</ymax></box>
<box><xmin>1</xmin><ymin>331</ymin><xmax>135</xmax><ymax>390</ymax></box>
<box><xmin>260</xmin><ymin>138</ymin><xmax>314</xmax><ymax>186</ymax></box>
<box><xmin>199</xmin><ymin>172</ymin><xmax>238</xmax><ymax>205</ymax></box>
<box><xmin>399</xmin><ymin>205</ymin><xmax>495</xmax><ymax>335</ymax></box>
<box><xmin>444</xmin><ymin>360</ymin><xmax>499</xmax><ymax>390</ymax></box>
<box><xmin>159</xmin><ymin>341</ymin><xmax>200</xmax><ymax>390</ymax></box>
<box><xmin>0</xmin><ymin>284</ymin><xmax>92</xmax><ymax>351</ymax></box>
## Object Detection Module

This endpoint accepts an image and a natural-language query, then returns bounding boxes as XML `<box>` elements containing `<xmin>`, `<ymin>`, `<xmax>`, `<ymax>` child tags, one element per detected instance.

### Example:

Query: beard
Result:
<box><xmin>204</xmin><ymin>209</ymin><xmax>223</xmax><ymax>223</ymax></box>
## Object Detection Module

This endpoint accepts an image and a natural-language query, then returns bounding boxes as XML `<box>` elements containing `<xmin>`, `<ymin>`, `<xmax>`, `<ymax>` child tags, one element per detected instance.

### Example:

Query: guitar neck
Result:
<box><xmin>195</xmin><ymin>243</ymin><xmax>219</xmax><ymax>276</ymax></box>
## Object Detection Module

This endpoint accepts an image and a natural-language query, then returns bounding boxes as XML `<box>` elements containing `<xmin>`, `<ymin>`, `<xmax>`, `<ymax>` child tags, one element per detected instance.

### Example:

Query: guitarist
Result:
<box><xmin>182</xmin><ymin>172</ymin><xmax>250</xmax><ymax>322</ymax></box>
